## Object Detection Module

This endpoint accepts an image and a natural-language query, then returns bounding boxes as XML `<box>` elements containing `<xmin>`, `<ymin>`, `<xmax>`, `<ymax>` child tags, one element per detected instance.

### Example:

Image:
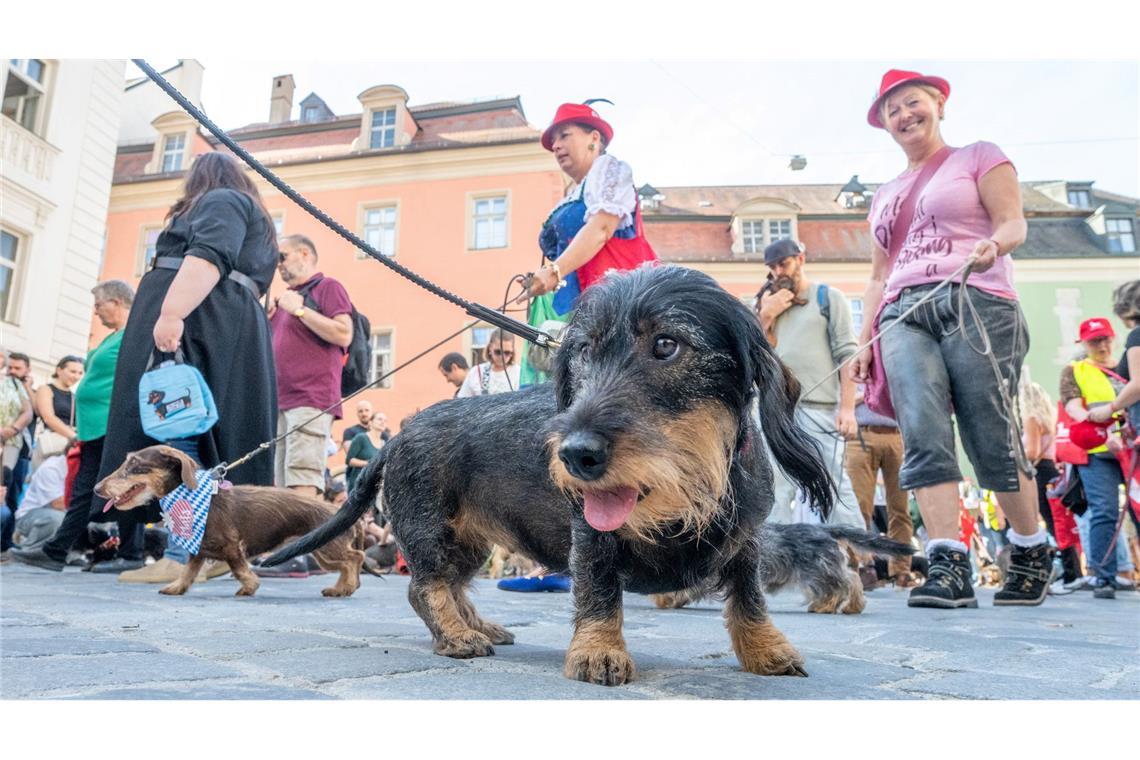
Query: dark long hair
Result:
<box><xmin>165</xmin><ymin>151</ymin><xmax>274</xmax><ymax>239</ymax></box>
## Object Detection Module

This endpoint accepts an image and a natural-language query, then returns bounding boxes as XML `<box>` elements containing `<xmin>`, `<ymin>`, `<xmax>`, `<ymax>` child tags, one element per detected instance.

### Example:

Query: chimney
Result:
<box><xmin>269</xmin><ymin>74</ymin><xmax>295</xmax><ymax>124</ymax></box>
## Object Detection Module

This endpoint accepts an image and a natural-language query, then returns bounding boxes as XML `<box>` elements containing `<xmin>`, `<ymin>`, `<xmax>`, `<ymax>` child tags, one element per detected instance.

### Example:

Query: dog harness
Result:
<box><xmin>158</xmin><ymin>469</ymin><xmax>217</xmax><ymax>556</ymax></box>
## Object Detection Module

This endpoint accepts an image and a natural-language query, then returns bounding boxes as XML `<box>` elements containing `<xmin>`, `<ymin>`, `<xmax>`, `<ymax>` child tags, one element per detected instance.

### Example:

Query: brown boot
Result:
<box><xmin>118</xmin><ymin>557</ymin><xmax>186</xmax><ymax>583</ymax></box>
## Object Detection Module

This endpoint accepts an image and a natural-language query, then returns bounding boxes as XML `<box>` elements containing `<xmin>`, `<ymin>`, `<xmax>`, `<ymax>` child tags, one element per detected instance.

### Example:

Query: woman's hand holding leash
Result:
<box><xmin>969</xmin><ymin>240</ymin><xmax>999</xmax><ymax>273</ymax></box>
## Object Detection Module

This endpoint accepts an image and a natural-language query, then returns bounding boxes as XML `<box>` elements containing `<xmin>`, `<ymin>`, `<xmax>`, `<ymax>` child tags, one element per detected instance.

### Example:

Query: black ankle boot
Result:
<box><xmin>994</xmin><ymin>542</ymin><xmax>1055</xmax><ymax>606</ymax></box>
<box><xmin>908</xmin><ymin>546</ymin><xmax>977</xmax><ymax>609</ymax></box>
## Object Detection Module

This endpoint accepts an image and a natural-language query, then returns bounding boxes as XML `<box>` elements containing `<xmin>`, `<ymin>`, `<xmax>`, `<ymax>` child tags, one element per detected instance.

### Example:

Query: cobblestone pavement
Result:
<box><xmin>2</xmin><ymin>563</ymin><xmax>1137</xmax><ymax>699</ymax></box>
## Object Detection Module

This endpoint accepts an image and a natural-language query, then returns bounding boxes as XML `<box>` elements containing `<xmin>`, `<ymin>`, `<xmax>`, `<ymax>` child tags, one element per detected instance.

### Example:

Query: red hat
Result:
<box><xmin>867</xmin><ymin>69</ymin><xmax>951</xmax><ymax>129</ymax></box>
<box><xmin>1077</xmin><ymin>317</ymin><xmax>1116</xmax><ymax>342</ymax></box>
<box><xmin>541</xmin><ymin>102</ymin><xmax>614</xmax><ymax>152</ymax></box>
<box><xmin>1068</xmin><ymin>420</ymin><xmax>1111</xmax><ymax>450</ymax></box>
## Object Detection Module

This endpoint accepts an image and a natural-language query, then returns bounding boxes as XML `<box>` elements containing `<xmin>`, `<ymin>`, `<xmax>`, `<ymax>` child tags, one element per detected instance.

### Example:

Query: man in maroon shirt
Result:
<box><xmin>269</xmin><ymin>234</ymin><xmax>353</xmax><ymax>498</ymax></box>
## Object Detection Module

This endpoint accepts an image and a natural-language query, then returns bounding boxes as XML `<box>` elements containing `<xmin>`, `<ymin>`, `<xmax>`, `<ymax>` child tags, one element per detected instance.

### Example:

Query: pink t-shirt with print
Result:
<box><xmin>868</xmin><ymin>141</ymin><xmax>1018</xmax><ymax>302</ymax></box>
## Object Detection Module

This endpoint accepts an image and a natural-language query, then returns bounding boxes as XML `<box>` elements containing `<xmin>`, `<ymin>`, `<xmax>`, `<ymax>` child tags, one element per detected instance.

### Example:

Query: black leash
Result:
<box><xmin>131</xmin><ymin>59</ymin><xmax>558</xmax><ymax>352</ymax></box>
<box><xmin>217</xmin><ymin>273</ymin><xmax>532</xmax><ymax>478</ymax></box>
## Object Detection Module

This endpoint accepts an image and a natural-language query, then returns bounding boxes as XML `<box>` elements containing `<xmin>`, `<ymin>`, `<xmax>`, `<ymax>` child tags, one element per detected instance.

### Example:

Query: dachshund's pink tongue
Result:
<box><xmin>583</xmin><ymin>486</ymin><xmax>638</xmax><ymax>532</ymax></box>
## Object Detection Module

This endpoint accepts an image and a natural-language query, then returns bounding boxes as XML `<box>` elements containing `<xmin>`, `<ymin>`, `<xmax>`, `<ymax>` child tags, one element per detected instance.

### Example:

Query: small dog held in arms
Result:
<box><xmin>95</xmin><ymin>445</ymin><xmax>367</xmax><ymax>598</ymax></box>
<box><xmin>264</xmin><ymin>265</ymin><xmax>906</xmax><ymax>685</ymax></box>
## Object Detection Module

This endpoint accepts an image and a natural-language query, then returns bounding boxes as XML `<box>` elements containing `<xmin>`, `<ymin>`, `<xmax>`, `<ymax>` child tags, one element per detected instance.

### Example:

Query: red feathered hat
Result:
<box><xmin>868</xmin><ymin>69</ymin><xmax>951</xmax><ymax>129</ymax></box>
<box><xmin>541</xmin><ymin>100</ymin><xmax>614</xmax><ymax>152</ymax></box>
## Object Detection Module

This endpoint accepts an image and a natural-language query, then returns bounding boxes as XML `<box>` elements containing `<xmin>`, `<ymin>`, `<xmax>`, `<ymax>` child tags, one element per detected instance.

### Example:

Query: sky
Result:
<box><xmin>133</xmin><ymin>59</ymin><xmax>1139</xmax><ymax>196</ymax></box>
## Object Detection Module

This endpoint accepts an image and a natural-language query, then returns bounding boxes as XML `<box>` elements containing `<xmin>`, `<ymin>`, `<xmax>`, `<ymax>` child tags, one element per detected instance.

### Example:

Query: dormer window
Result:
<box><xmin>741</xmin><ymin>220</ymin><xmax>765</xmax><ymax>253</ymax></box>
<box><xmin>837</xmin><ymin>175</ymin><xmax>870</xmax><ymax>209</ymax></box>
<box><xmin>301</xmin><ymin>105</ymin><xmax>321</xmax><ymax>122</ymax></box>
<box><xmin>730</xmin><ymin>198</ymin><xmax>800</xmax><ymax>256</ymax></box>
<box><xmin>1106</xmin><ymin>218</ymin><xmax>1136</xmax><ymax>253</ymax></box>
<box><xmin>370</xmin><ymin>107</ymin><xmax>396</xmax><ymax>149</ymax></box>
<box><xmin>145</xmin><ymin>111</ymin><xmax>197</xmax><ymax>175</ymax></box>
<box><xmin>1068</xmin><ymin>189</ymin><xmax>1091</xmax><ymax>208</ymax></box>
<box><xmin>355</xmin><ymin>85</ymin><xmax>416</xmax><ymax>153</ymax></box>
<box><xmin>637</xmin><ymin>183</ymin><xmax>664</xmax><ymax>210</ymax></box>
<box><xmin>161</xmin><ymin>133</ymin><xmax>185</xmax><ymax>172</ymax></box>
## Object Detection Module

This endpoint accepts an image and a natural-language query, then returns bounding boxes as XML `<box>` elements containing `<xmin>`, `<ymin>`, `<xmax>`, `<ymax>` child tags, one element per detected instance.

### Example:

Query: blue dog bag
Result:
<box><xmin>138</xmin><ymin>350</ymin><xmax>218</xmax><ymax>441</ymax></box>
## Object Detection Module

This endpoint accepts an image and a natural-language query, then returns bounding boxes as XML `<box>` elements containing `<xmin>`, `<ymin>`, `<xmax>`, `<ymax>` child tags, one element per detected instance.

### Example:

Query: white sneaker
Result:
<box><xmin>1115</xmin><ymin>574</ymin><xmax>1136</xmax><ymax>590</ymax></box>
<box><xmin>1049</xmin><ymin>579</ymin><xmax>1076</xmax><ymax>596</ymax></box>
<box><xmin>1063</xmin><ymin>576</ymin><xmax>1092</xmax><ymax>591</ymax></box>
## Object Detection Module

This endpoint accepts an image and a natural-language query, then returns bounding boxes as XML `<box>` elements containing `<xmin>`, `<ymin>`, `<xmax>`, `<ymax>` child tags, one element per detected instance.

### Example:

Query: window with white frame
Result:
<box><xmin>849</xmin><ymin>297</ymin><xmax>864</xmax><ymax>334</ymax></box>
<box><xmin>161</xmin><ymin>134</ymin><xmax>186</xmax><ymax>173</ymax></box>
<box><xmin>1</xmin><ymin>229</ymin><xmax>24</xmax><ymax>323</ymax></box>
<box><xmin>302</xmin><ymin>105</ymin><xmax>321</xmax><ymax>123</ymax></box>
<box><xmin>360</xmin><ymin>205</ymin><xmax>397</xmax><ymax>258</ymax></box>
<box><xmin>369</xmin><ymin>107</ymin><xmax>396</xmax><ymax>149</ymax></box>
<box><xmin>1068</xmin><ymin>189</ymin><xmax>1091</xmax><ymax>208</ymax></box>
<box><xmin>768</xmin><ymin>218</ymin><xmax>792</xmax><ymax>243</ymax></box>
<box><xmin>1106</xmin><ymin>218</ymin><xmax>1136</xmax><ymax>253</ymax></box>
<box><xmin>369</xmin><ymin>329</ymin><xmax>394</xmax><ymax>388</ymax></box>
<box><xmin>739</xmin><ymin>217</ymin><xmax>795</xmax><ymax>255</ymax></box>
<box><xmin>271</xmin><ymin>213</ymin><xmax>285</xmax><ymax>236</ymax></box>
<box><xmin>471</xmin><ymin>196</ymin><xmax>508</xmax><ymax>250</ymax></box>
<box><xmin>741</xmin><ymin>220</ymin><xmax>765</xmax><ymax>253</ymax></box>
<box><xmin>136</xmin><ymin>226</ymin><xmax>162</xmax><ymax>275</ymax></box>
<box><xmin>3</xmin><ymin>59</ymin><xmax>49</xmax><ymax>135</ymax></box>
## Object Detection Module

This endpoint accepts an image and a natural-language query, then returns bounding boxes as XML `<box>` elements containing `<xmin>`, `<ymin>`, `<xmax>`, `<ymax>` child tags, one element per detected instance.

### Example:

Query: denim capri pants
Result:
<box><xmin>880</xmin><ymin>283</ymin><xmax>1029</xmax><ymax>492</ymax></box>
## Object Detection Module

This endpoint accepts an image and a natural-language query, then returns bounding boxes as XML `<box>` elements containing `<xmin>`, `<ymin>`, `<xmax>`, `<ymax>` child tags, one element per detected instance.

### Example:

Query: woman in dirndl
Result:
<box><xmin>520</xmin><ymin>101</ymin><xmax>657</xmax><ymax>385</ymax></box>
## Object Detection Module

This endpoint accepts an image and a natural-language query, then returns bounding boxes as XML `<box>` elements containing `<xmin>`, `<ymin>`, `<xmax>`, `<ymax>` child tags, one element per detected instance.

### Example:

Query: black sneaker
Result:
<box><xmin>10</xmin><ymin>546</ymin><xmax>65</xmax><ymax>572</ymax></box>
<box><xmin>1092</xmin><ymin>579</ymin><xmax>1117</xmax><ymax>600</ymax></box>
<box><xmin>908</xmin><ymin>547</ymin><xmax>977</xmax><ymax>608</ymax></box>
<box><xmin>994</xmin><ymin>542</ymin><xmax>1055</xmax><ymax>606</ymax></box>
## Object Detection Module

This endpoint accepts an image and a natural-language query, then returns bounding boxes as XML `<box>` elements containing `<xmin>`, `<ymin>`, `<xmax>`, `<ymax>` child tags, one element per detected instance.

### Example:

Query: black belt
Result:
<box><xmin>152</xmin><ymin>256</ymin><xmax>261</xmax><ymax>299</ymax></box>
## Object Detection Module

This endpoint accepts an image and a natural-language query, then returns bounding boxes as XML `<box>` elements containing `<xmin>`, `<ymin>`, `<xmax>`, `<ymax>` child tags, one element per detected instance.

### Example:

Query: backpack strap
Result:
<box><xmin>816</xmin><ymin>283</ymin><xmax>834</xmax><ymax>350</ymax></box>
<box><xmin>295</xmin><ymin>275</ymin><xmax>326</xmax><ymax>314</ymax></box>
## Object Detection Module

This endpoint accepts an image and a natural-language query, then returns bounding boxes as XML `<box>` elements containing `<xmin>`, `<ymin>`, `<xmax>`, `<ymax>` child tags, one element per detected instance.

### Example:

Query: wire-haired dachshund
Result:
<box><xmin>264</xmin><ymin>265</ymin><xmax>864</xmax><ymax>685</ymax></box>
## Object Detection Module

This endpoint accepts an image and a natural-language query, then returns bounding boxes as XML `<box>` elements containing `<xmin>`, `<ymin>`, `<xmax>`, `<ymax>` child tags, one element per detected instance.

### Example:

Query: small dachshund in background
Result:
<box><xmin>95</xmin><ymin>445</ymin><xmax>367</xmax><ymax>598</ymax></box>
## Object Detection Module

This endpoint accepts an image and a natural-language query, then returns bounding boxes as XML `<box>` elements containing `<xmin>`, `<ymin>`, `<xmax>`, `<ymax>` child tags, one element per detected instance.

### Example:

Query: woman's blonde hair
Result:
<box><xmin>1019</xmin><ymin>373</ymin><xmax>1055</xmax><ymax>430</ymax></box>
<box><xmin>878</xmin><ymin>83</ymin><xmax>946</xmax><ymax>124</ymax></box>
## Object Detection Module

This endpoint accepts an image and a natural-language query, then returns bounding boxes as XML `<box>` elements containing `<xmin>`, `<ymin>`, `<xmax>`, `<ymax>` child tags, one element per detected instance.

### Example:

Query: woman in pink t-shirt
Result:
<box><xmin>851</xmin><ymin>69</ymin><xmax>1054</xmax><ymax>610</ymax></box>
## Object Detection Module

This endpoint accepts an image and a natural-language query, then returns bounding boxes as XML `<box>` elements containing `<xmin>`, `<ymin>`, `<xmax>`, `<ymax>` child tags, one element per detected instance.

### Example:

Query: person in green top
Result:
<box><xmin>12</xmin><ymin>280</ymin><xmax>136</xmax><ymax>572</ymax></box>
<box><xmin>345</xmin><ymin>411</ymin><xmax>388</xmax><ymax>493</ymax></box>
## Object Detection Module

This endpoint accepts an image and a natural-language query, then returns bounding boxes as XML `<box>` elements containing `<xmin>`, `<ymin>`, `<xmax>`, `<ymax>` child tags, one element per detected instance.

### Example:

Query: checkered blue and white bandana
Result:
<box><xmin>158</xmin><ymin>469</ymin><xmax>214</xmax><ymax>556</ymax></box>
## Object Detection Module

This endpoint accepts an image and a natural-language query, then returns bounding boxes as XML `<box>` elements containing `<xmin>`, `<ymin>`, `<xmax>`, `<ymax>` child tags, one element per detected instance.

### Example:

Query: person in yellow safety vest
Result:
<box><xmin>1059</xmin><ymin>318</ymin><xmax>1129</xmax><ymax>599</ymax></box>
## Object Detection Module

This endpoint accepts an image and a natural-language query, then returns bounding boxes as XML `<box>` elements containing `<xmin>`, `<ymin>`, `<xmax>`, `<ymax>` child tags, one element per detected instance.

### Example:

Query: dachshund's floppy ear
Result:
<box><xmin>157</xmin><ymin>445</ymin><xmax>199</xmax><ymax>490</ymax></box>
<box><xmin>737</xmin><ymin>314</ymin><xmax>835</xmax><ymax>519</ymax></box>
<box><xmin>552</xmin><ymin>334</ymin><xmax>576</xmax><ymax>410</ymax></box>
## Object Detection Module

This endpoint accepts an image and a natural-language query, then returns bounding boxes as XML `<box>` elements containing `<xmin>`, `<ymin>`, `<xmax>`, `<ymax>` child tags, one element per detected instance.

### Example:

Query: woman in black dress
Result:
<box><xmin>99</xmin><ymin>152</ymin><xmax>279</xmax><ymax>563</ymax></box>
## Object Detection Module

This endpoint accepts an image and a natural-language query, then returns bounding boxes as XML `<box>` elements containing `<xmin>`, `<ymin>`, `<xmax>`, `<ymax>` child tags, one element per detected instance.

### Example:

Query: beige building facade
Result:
<box><xmin>1</xmin><ymin>58</ymin><xmax>125</xmax><ymax>379</ymax></box>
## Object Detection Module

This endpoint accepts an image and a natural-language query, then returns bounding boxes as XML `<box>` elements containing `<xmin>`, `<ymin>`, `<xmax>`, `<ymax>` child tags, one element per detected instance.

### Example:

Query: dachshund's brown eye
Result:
<box><xmin>652</xmin><ymin>336</ymin><xmax>679</xmax><ymax>360</ymax></box>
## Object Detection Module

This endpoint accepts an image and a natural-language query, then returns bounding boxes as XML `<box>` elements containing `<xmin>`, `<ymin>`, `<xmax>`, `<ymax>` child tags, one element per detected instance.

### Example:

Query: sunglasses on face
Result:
<box><xmin>490</xmin><ymin>349</ymin><xmax>514</xmax><ymax>358</ymax></box>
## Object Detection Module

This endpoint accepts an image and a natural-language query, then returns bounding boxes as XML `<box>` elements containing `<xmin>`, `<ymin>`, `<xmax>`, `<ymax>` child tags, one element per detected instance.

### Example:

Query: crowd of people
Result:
<box><xmin>2</xmin><ymin>72</ymin><xmax>1138</xmax><ymax>612</ymax></box>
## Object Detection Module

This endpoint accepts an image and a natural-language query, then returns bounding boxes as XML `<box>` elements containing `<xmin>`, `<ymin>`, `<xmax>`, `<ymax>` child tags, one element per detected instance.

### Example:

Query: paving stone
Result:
<box><xmin>0</xmin><ymin>652</ymin><xmax>241</xmax><ymax>697</ymax></box>
<box><xmin>60</xmin><ymin>682</ymin><xmax>335</xmax><ymax>700</ymax></box>
<box><xmin>324</xmin><ymin>668</ymin><xmax>645</xmax><ymax>699</ymax></box>
<box><xmin>2</xmin><ymin>636</ymin><xmax>160</xmax><ymax>657</ymax></box>
<box><xmin>242</xmin><ymin>644</ymin><xmax>456</xmax><ymax>683</ymax></box>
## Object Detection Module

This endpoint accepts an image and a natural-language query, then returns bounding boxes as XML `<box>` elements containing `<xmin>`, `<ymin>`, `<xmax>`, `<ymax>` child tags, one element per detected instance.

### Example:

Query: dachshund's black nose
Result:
<box><xmin>559</xmin><ymin>432</ymin><xmax>611</xmax><ymax>481</ymax></box>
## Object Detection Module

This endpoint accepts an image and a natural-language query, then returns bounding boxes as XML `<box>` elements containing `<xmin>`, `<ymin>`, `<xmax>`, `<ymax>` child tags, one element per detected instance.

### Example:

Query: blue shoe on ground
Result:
<box><xmin>497</xmin><ymin>573</ymin><xmax>571</xmax><ymax>592</ymax></box>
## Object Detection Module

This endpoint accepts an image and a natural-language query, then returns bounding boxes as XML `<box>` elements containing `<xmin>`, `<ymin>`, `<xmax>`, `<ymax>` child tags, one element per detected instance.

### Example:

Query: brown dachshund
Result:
<box><xmin>95</xmin><ymin>445</ymin><xmax>367</xmax><ymax>598</ymax></box>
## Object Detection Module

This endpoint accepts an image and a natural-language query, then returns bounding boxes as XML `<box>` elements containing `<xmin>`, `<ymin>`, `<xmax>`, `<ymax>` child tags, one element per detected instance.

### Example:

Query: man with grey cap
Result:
<box><xmin>755</xmin><ymin>238</ymin><xmax>864</xmax><ymax>528</ymax></box>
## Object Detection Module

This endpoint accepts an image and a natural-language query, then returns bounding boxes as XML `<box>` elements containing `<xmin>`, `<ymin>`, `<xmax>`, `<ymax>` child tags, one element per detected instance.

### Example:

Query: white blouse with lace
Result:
<box><xmin>559</xmin><ymin>153</ymin><xmax>637</xmax><ymax>230</ymax></box>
